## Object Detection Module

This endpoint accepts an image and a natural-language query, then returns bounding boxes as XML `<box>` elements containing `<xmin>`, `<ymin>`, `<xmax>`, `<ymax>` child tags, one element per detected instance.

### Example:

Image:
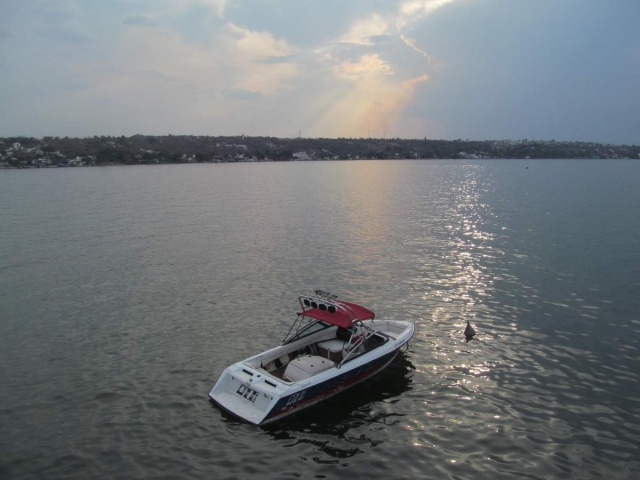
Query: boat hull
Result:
<box><xmin>261</xmin><ymin>346</ymin><xmax>401</xmax><ymax>424</ymax></box>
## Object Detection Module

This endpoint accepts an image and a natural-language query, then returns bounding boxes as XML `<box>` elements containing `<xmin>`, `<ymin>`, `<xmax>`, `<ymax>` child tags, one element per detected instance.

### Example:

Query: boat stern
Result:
<box><xmin>209</xmin><ymin>364</ymin><xmax>285</xmax><ymax>425</ymax></box>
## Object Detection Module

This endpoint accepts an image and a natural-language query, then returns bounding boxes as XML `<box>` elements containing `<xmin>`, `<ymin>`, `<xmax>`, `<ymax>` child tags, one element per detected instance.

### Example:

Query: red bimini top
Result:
<box><xmin>298</xmin><ymin>301</ymin><xmax>375</xmax><ymax>329</ymax></box>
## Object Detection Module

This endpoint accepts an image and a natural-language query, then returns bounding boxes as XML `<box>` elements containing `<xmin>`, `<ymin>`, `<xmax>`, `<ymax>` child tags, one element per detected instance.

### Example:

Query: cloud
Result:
<box><xmin>304</xmin><ymin>0</ymin><xmax>451</xmax><ymax>137</ymax></box>
<box><xmin>334</xmin><ymin>54</ymin><xmax>394</xmax><ymax>79</ymax></box>
<box><xmin>225</xmin><ymin>23</ymin><xmax>297</xmax><ymax>95</ymax></box>
<box><xmin>340</xmin><ymin>13</ymin><xmax>389</xmax><ymax>45</ymax></box>
<box><xmin>226</xmin><ymin>23</ymin><xmax>292</xmax><ymax>62</ymax></box>
<box><xmin>396</xmin><ymin>0</ymin><xmax>457</xmax><ymax>30</ymax></box>
<box><xmin>78</xmin><ymin>20</ymin><xmax>297</xmax><ymax>97</ymax></box>
<box><xmin>402</xmin><ymin>74</ymin><xmax>430</xmax><ymax>90</ymax></box>
<box><xmin>124</xmin><ymin>15</ymin><xmax>159</xmax><ymax>27</ymax></box>
<box><xmin>0</xmin><ymin>0</ymin><xmax>447</xmax><ymax>137</ymax></box>
<box><xmin>39</xmin><ymin>17</ymin><xmax>300</xmax><ymax>136</ymax></box>
<box><xmin>400</xmin><ymin>34</ymin><xmax>430</xmax><ymax>60</ymax></box>
<box><xmin>15</xmin><ymin>0</ymin><xmax>449</xmax><ymax>138</ymax></box>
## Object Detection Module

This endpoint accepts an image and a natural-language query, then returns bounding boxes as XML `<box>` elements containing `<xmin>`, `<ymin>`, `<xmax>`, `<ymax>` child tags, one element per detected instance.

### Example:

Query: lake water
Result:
<box><xmin>1</xmin><ymin>160</ymin><xmax>639</xmax><ymax>479</ymax></box>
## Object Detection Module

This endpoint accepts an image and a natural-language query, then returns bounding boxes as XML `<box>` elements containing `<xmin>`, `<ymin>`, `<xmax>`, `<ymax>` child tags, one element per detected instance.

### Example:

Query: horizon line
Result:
<box><xmin>1</xmin><ymin>134</ymin><xmax>637</xmax><ymax>147</ymax></box>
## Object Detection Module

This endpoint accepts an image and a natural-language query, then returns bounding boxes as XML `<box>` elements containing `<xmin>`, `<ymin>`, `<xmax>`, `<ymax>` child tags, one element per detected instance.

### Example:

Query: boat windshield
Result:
<box><xmin>283</xmin><ymin>319</ymin><xmax>332</xmax><ymax>344</ymax></box>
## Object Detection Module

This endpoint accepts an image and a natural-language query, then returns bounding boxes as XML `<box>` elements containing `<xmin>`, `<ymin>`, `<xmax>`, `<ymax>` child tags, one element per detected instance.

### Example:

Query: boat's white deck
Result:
<box><xmin>284</xmin><ymin>354</ymin><xmax>334</xmax><ymax>382</ymax></box>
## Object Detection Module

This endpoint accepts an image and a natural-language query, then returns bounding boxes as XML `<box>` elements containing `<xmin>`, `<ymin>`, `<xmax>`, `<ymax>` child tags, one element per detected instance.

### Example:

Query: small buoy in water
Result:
<box><xmin>526</xmin><ymin>166</ymin><xmax>529</xmax><ymax>169</ymax></box>
<box><xmin>464</xmin><ymin>321</ymin><xmax>476</xmax><ymax>342</ymax></box>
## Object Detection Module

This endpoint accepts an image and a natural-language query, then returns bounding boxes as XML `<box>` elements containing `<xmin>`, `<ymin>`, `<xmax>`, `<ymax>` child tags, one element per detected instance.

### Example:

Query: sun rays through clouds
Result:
<box><xmin>306</xmin><ymin>0</ymin><xmax>457</xmax><ymax>137</ymax></box>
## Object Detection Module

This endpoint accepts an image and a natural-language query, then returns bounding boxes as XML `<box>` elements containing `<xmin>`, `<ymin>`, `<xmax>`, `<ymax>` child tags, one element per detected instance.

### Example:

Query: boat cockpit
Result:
<box><xmin>241</xmin><ymin>292</ymin><xmax>391</xmax><ymax>384</ymax></box>
<box><xmin>247</xmin><ymin>322</ymin><xmax>389</xmax><ymax>383</ymax></box>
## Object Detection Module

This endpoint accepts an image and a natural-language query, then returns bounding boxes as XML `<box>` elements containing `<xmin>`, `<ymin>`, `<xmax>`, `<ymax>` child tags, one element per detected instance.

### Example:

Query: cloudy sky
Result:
<box><xmin>1</xmin><ymin>0</ymin><xmax>638</xmax><ymax>143</ymax></box>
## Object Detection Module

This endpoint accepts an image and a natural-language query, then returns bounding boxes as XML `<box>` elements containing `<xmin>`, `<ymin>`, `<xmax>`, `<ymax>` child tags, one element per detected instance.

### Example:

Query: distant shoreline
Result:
<box><xmin>3</xmin><ymin>158</ymin><xmax>640</xmax><ymax>172</ymax></box>
<box><xmin>1</xmin><ymin>135</ymin><xmax>638</xmax><ymax>169</ymax></box>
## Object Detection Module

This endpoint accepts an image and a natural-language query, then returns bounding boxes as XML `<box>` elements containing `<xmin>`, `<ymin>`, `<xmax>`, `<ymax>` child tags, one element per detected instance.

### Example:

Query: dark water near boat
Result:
<box><xmin>1</xmin><ymin>160</ymin><xmax>640</xmax><ymax>479</ymax></box>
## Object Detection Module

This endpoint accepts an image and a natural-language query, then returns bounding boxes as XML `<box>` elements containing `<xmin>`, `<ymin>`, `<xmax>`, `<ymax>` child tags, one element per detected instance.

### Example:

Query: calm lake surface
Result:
<box><xmin>1</xmin><ymin>160</ymin><xmax>640</xmax><ymax>479</ymax></box>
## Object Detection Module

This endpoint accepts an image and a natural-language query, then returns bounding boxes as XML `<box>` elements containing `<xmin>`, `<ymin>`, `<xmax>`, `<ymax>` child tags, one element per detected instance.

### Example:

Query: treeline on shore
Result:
<box><xmin>1</xmin><ymin>134</ymin><xmax>638</xmax><ymax>168</ymax></box>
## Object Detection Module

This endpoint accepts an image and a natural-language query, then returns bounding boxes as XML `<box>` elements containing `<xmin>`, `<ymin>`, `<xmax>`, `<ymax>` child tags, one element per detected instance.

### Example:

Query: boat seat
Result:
<box><xmin>279</xmin><ymin>355</ymin><xmax>290</xmax><ymax>367</ymax></box>
<box><xmin>264</xmin><ymin>354</ymin><xmax>290</xmax><ymax>373</ymax></box>
<box><xmin>317</xmin><ymin>339</ymin><xmax>345</xmax><ymax>353</ymax></box>
<box><xmin>284</xmin><ymin>355</ymin><xmax>334</xmax><ymax>382</ymax></box>
<box><xmin>316</xmin><ymin>339</ymin><xmax>345</xmax><ymax>362</ymax></box>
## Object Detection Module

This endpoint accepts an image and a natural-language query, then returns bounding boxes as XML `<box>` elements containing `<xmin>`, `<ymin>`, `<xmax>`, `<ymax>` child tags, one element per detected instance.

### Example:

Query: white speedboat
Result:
<box><xmin>209</xmin><ymin>291</ymin><xmax>414</xmax><ymax>425</ymax></box>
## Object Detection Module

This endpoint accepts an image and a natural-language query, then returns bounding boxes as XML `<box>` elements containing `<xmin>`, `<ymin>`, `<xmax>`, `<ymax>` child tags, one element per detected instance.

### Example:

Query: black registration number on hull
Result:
<box><xmin>236</xmin><ymin>384</ymin><xmax>259</xmax><ymax>403</ymax></box>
